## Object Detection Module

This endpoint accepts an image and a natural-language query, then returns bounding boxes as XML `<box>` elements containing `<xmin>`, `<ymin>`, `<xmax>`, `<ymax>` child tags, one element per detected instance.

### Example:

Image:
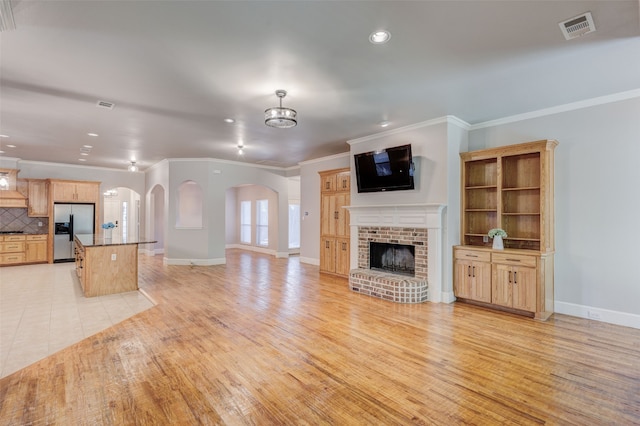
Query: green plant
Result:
<box><xmin>488</xmin><ymin>228</ymin><xmax>507</xmax><ymax>238</ymax></box>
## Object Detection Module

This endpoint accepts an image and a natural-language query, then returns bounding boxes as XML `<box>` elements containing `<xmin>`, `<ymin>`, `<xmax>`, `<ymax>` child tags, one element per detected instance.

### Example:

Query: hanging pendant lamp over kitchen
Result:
<box><xmin>265</xmin><ymin>90</ymin><xmax>297</xmax><ymax>129</ymax></box>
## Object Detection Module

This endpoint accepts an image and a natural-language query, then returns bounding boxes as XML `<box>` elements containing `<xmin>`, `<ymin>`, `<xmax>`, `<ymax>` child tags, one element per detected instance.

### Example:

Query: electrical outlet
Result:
<box><xmin>111</xmin><ymin>253</ymin><xmax>117</xmax><ymax>261</ymax></box>
<box><xmin>38</xmin><ymin>221</ymin><xmax>43</xmax><ymax>227</ymax></box>
<box><xmin>483</xmin><ymin>235</ymin><xmax>488</xmax><ymax>243</ymax></box>
<box><xmin>587</xmin><ymin>310</ymin><xmax>601</xmax><ymax>320</ymax></box>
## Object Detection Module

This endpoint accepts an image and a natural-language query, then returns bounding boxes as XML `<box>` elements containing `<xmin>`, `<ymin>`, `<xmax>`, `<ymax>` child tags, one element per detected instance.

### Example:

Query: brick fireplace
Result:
<box><xmin>346</xmin><ymin>204</ymin><xmax>446</xmax><ymax>303</ymax></box>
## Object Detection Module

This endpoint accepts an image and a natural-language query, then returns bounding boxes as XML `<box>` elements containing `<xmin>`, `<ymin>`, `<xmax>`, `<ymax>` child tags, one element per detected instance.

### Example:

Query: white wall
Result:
<box><xmin>469</xmin><ymin>96</ymin><xmax>640</xmax><ymax>327</ymax></box>
<box><xmin>146</xmin><ymin>158</ymin><xmax>292</xmax><ymax>265</ymax></box>
<box><xmin>298</xmin><ymin>153</ymin><xmax>350</xmax><ymax>265</ymax></box>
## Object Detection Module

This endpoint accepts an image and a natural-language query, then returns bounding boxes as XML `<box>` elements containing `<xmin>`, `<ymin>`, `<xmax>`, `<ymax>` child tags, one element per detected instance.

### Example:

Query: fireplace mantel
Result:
<box><xmin>345</xmin><ymin>203</ymin><xmax>447</xmax><ymax>303</ymax></box>
<box><xmin>345</xmin><ymin>204</ymin><xmax>445</xmax><ymax>229</ymax></box>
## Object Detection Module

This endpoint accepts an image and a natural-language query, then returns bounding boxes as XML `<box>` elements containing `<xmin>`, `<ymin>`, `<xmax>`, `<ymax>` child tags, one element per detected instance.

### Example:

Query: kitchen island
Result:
<box><xmin>74</xmin><ymin>233</ymin><xmax>156</xmax><ymax>297</ymax></box>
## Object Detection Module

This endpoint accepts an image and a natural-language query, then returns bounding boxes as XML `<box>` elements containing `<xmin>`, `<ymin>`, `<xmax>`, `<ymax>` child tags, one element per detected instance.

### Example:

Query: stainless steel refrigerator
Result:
<box><xmin>54</xmin><ymin>203</ymin><xmax>95</xmax><ymax>262</ymax></box>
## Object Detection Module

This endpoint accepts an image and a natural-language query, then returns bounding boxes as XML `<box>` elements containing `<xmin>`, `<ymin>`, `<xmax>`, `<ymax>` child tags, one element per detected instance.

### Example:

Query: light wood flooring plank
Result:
<box><xmin>0</xmin><ymin>249</ymin><xmax>639</xmax><ymax>424</ymax></box>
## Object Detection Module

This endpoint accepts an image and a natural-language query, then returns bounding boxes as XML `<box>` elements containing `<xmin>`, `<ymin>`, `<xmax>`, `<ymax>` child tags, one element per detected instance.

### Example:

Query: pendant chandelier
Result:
<box><xmin>265</xmin><ymin>90</ymin><xmax>297</xmax><ymax>128</ymax></box>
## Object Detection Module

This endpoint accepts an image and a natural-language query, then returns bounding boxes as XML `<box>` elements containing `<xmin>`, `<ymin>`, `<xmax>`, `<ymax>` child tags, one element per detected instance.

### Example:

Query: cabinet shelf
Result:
<box><xmin>505</xmin><ymin>237</ymin><xmax>541</xmax><ymax>242</ymax></box>
<box><xmin>466</xmin><ymin>209</ymin><xmax>498</xmax><ymax>212</ymax></box>
<box><xmin>502</xmin><ymin>212</ymin><xmax>540</xmax><ymax>216</ymax></box>
<box><xmin>466</xmin><ymin>185</ymin><xmax>498</xmax><ymax>190</ymax></box>
<box><xmin>502</xmin><ymin>186</ymin><xmax>540</xmax><ymax>191</ymax></box>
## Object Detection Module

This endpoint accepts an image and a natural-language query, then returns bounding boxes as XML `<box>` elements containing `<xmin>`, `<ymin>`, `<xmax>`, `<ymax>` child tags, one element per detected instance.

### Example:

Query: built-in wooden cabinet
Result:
<box><xmin>0</xmin><ymin>234</ymin><xmax>48</xmax><ymax>265</ymax></box>
<box><xmin>28</xmin><ymin>179</ymin><xmax>49</xmax><ymax>217</ymax></box>
<box><xmin>453</xmin><ymin>249</ymin><xmax>491</xmax><ymax>303</ymax></box>
<box><xmin>454</xmin><ymin>140</ymin><xmax>557</xmax><ymax>320</ymax></box>
<box><xmin>49</xmin><ymin>180</ymin><xmax>100</xmax><ymax>203</ymax></box>
<box><xmin>319</xmin><ymin>168</ymin><xmax>350</xmax><ymax>277</ymax></box>
<box><xmin>25</xmin><ymin>235</ymin><xmax>48</xmax><ymax>263</ymax></box>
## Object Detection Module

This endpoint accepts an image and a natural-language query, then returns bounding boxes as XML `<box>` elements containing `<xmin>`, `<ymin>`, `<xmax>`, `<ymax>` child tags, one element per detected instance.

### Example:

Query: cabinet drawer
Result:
<box><xmin>4</xmin><ymin>235</ymin><xmax>26</xmax><ymax>242</ymax></box>
<box><xmin>1</xmin><ymin>242</ymin><xmax>25</xmax><ymax>253</ymax></box>
<box><xmin>455</xmin><ymin>249</ymin><xmax>491</xmax><ymax>262</ymax></box>
<box><xmin>26</xmin><ymin>234</ymin><xmax>48</xmax><ymax>241</ymax></box>
<box><xmin>492</xmin><ymin>252</ymin><xmax>537</xmax><ymax>268</ymax></box>
<box><xmin>1</xmin><ymin>253</ymin><xmax>25</xmax><ymax>264</ymax></box>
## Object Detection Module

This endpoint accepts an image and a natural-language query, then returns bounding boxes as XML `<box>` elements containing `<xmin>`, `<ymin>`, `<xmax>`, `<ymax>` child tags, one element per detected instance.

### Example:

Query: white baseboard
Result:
<box><xmin>440</xmin><ymin>291</ymin><xmax>456</xmax><ymax>304</ymax></box>
<box><xmin>276</xmin><ymin>252</ymin><xmax>289</xmax><ymax>258</ymax></box>
<box><xmin>163</xmin><ymin>257</ymin><xmax>226</xmax><ymax>266</ymax></box>
<box><xmin>300</xmin><ymin>257</ymin><xmax>320</xmax><ymax>266</ymax></box>
<box><xmin>555</xmin><ymin>301</ymin><xmax>640</xmax><ymax>330</ymax></box>
<box><xmin>226</xmin><ymin>244</ymin><xmax>277</xmax><ymax>256</ymax></box>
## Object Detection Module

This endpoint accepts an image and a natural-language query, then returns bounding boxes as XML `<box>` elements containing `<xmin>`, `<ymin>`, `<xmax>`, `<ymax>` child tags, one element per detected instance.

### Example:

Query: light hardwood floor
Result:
<box><xmin>0</xmin><ymin>249</ymin><xmax>639</xmax><ymax>424</ymax></box>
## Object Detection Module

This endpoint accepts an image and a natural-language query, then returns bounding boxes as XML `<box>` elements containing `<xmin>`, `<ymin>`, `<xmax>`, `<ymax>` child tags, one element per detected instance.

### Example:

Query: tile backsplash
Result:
<box><xmin>0</xmin><ymin>208</ymin><xmax>49</xmax><ymax>233</ymax></box>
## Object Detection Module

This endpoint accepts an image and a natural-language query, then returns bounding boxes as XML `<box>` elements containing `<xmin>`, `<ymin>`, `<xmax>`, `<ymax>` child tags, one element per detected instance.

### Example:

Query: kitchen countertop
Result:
<box><xmin>0</xmin><ymin>232</ymin><xmax>47</xmax><ymax>235</ymax></box>
<box><xmin>74</xmin><ymin>233</ymin><xmax>157</xmax><ymax>247</ymax></box>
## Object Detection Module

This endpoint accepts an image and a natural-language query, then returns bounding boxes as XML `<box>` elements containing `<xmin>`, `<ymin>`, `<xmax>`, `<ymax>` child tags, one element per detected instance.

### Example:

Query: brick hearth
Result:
<box><xmin>349</xmin><ymin>226</ymin><xmax>428</xmax><ymax>303</ymax></box>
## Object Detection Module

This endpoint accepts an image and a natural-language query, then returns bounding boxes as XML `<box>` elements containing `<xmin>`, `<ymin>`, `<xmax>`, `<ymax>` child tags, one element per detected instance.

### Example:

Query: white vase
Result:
<box><xmin>104</xmin><ymin>228</ymin><xmax>112</xmax><ymax>239</ymax></box>
<box><xmin>492</xmin><ymin>235</ymin><xmax>504</xmax><ymax>250</ymax></box>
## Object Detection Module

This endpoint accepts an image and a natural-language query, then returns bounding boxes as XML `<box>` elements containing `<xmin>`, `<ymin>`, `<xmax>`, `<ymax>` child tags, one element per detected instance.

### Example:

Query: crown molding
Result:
<box><xmin>298</xmin><ymin>151</ymin><xmax>350</xmax><ymax>166</ymax></box>
<box><xmin>347</xmin><ymin>115</ymin><xmax>470</xmax><ymax>146</ymax></box>
<box><xmin>471</xmin><ymin>88</ymin><xmax>640</xmax><ymax>130</ymax></box>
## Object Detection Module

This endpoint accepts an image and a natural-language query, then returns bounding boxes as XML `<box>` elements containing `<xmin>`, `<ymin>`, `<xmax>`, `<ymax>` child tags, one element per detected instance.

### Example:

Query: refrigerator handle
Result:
<box><xmin>69</xmin><ymin>214</ymin><xmax>74</xmax><ymax>242</ymax></box>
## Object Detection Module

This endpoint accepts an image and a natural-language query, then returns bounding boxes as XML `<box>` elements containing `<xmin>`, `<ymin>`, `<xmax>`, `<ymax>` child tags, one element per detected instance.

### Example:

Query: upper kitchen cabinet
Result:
<box><xmin>28</xmin><ymin>179</ymin><xmax>49</xmax><ymax>217</ymax></box>
<box><xmin>49</xmin><ymin>180</ymin><xmax>100</xmax><ymax>203</ymax></box>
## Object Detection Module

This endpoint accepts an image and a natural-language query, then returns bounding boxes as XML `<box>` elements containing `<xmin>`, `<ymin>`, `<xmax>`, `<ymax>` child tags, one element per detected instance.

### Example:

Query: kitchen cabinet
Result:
<box><xmin>49</xmin><ymin>180</ymin><xmax>100</xmax><ymax>203</ymax></box>
<box><xmin>319</xmin><ymin>168</ymin><xmax>350</xmax><ymax>277</ymax></box>
<box><xmin>0</xmin><ymin>235</ymin><xmax>26</xmax><ymax>265</ymax></box>
<box><xmin>28</xmin><ymin>179</ymin><xmax>49</xmax><ymax>217</ymax></box>
<box><xmin>25</xmin><ymin>235</ymin><xmax>48</xmax><ymax>263</ymax></box>
<box><xmin>0</xmin><ymin>234</ymin><xmax>48</xmax><ymax>266</ymax></box>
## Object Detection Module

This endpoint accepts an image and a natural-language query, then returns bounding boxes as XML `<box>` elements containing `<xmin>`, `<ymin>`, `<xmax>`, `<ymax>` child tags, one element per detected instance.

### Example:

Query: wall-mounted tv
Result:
<box><xmin>354</xmin><ymin>144</ymin><xmax>415</xmax><ymax>193</ymax></box>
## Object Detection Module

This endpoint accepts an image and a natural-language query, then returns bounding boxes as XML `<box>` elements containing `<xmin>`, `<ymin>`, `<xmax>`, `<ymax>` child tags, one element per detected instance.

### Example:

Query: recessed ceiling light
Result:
<box><xmin>379</xmin><ymin>121</ymin><xmax>390</xmax><ymax>128</ymax></box>
<box><xmin>87</xmin><ymin>133</ymin><xmax>99</xmax><ymax>137</ymax></box>
<box><xmin>80</xmin><ymin>152</ymin><xmax>89</xmax><ymax>156</ymax></box>
<box><xmin>224</xmin><ymin>118</ymin><xmax>235</xmax><ymax>124</ymax></box>
<box><xmin>0</xmin><ymin>151</ymin><xmax>4</xmax><ymax>154</ymax></box>
<box><xmin>0</xmin><ymin>134</ymin><xmax>8</xmax><ymax>138</ymax></box>
<box><xmin>6</xmin><ymin>144</ymin><xmax>16</xmax><ymax>148</ymax></box>
<box><xmin>83</xmin><ymin>145</ymin><xmax>93</xmax><ymax>149</ymax></box>
<box><xmin>369</xmin><ymin>30</ymin><xmax>391</xmax><ymax>44</ymax></box>
<box><xmin>78</xmin><ymin>158</ymin><xmax>87</xmax><ymax>162</ymax></box>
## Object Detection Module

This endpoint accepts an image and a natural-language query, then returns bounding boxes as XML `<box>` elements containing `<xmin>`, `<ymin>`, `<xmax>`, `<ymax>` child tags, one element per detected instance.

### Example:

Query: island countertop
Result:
<box><xmin>75</xmin><ymin>233</ymin><xmax>157</xmax><ymax>247</ymax></box>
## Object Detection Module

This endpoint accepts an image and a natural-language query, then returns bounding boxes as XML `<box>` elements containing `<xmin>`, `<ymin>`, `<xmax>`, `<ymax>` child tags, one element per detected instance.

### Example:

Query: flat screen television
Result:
<box><xmin>354</xmin><ymin>144</ymin><xmax>415</xmax><ymax>193</ymax></box>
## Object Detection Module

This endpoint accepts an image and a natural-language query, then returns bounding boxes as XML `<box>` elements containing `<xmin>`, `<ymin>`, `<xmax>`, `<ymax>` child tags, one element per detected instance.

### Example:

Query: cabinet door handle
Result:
<box><xmin>509</xmin><ymin>271</ymin><xmax>512</xmax><ymax>283</ymax></box>
<box><xmin>506</xmin><ymin>258</ymin><xmax>521</xmax><ymax>262</ymax></box>
<box><xmin>514</xmin><ymin>271</ymin><xmax>517</xmax><ymax>284</ymax></box>
<box><xmin>325</xmin><ymin>241</ymin><xmax>330</xmax><ymax>249</ymax></box>
<box><xmin>466</xmin><ymin>254</ymin><xmax>478</xmax><ymax>258</ymax></box>
<box><xmin>467</xmin><ymin>266</ymin><xmax>471</xmax><ymax>277</ymax></box>
<box><xmin>334</xmin><ymin>211</ymin><xmax>339</xmax><ymax>220</ymax></box>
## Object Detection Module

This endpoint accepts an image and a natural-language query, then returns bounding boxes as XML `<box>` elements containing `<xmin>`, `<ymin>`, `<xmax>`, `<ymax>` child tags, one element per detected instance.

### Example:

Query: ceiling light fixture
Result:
<box><xmin>78</xmin><ymin>158</ymin><xmax>86</xmax><ymax>162</ymax></box>
<box><xmin>265</xmin><ymin>90</ymin><xmax>297</xmax><ymax>129</ymax></box>
<box><xmin>0</xmin><ymin>134</ymin><xmax>9</xmax><ymax>138</ymax></box>
<box><xmin>224</xmin><ymin>118</ymin><xmax>235</xmax><ymax>124</ymax></box>
<box><xmin>369</xmin><ymin>30</ymin><xmax>391</xmax><ymax>44</ymax></box>
<box><xmin>87</xmin><ymin>133</ymin><xmax>99</xmax><ymax>137</ymax></box>
<box><xmin>237</xmin><ymin>145</ymin><xmax>244</xmax><ymax>155</ymax></box>
<box><xmin>83</xmin><ymin>145</ymin><xmax>93</xmax><ymax>149</ymax></box>
<box><xmin>128</xmin><ymin>161</ymin><xmax>139</xmax><ymax>172</ymax></box>
<box><xmin>6</xmin><ymin>144</ymin><xmax>16</xmax><ymax>148</ymax></box>
<box><xmin>379</xmin><ymin>121</ymin><xmax>390</xmax><ymax>128</ymax></box>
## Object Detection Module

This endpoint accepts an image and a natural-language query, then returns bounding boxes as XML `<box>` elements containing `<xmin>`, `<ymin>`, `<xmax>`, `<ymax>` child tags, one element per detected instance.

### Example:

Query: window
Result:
<box><xmin>288</xmin><ymin>204</ymin><xmax>300</xmax><ymax>249</ymax></box>
<box><xmin>256</xmin><ymin>199</ymin><xmax>268</xmax><ymax>246</ymax></box>
<box><xmin>240</xmin><ymin>201</ymin><xmax>251</xmax><ymax>244</ymax></box>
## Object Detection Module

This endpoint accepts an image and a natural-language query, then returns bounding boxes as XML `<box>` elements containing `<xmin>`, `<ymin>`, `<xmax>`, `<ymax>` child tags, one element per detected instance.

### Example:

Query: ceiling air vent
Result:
<box><xmin>96</xmin><ymin>100</ymin><xmax>115</xmax><ymax>110</ymax></box>
<box><xmin>559</xmin><ymin>12</ymin><xmax>596</xmax><ymax>40</ymax></box>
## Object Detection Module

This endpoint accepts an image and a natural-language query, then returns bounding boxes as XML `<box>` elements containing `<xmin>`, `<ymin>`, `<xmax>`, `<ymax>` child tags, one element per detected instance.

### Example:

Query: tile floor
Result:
<box><xmin>0</xmin><ymin>261</ymin><xmax>155</xmax><ymax>378</ymax></box>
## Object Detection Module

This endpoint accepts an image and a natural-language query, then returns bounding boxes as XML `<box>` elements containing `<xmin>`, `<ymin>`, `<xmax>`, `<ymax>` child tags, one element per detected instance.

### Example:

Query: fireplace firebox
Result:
<box><xmin>369</xmin><ymin>242</ymin><xmax>415</xmax><ymax>277</ymax></box>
